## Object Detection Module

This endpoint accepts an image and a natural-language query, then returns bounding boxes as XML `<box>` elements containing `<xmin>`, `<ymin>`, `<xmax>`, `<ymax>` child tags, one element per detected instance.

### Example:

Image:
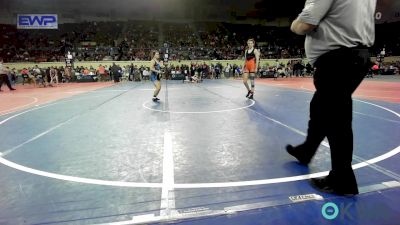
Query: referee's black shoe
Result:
<box><xmin>286</xmin><ymin>144</ymin><xmax>312</xmax><ymax>165</ymax></box>
<box><xmin>310</xmin><ymin>176</ymin><xmax>359</xmax><ymax>196</ymax></box>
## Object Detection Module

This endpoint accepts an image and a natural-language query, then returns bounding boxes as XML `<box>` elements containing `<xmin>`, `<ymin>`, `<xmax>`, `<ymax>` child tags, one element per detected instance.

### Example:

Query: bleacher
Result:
<box><xmin>1</xmin><ymin>21</ymin><xmax>399</xmax><ymax>62</ymax></box>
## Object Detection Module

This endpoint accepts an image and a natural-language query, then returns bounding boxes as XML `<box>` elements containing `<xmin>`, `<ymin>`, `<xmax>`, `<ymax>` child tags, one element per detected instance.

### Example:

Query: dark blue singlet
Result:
<box><xmin>151</xmin><ymin>61</ymin><xmax>160</xmax><ymax>82</ymax></box>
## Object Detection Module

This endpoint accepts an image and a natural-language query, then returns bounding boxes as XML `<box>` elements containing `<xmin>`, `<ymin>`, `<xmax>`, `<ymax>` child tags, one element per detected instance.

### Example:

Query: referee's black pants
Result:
<box><xmin>303</xmin><ymin>47</ymin><xmax>371</xmax><ymax>192</ymax></box>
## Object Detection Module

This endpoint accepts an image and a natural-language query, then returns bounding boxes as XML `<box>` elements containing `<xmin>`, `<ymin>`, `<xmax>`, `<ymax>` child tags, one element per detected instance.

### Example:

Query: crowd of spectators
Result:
<box><xmin>1</xmin><ymin>21</ymin><xmax>399</xmax><ymax>63</ymax></box>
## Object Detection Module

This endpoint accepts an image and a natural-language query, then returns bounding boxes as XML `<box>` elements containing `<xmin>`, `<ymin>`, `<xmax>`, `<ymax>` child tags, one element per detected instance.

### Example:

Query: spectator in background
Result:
<box><xmin>110</xmin><ymin>63</ymin><xmax>122</xmax><ymax>83</ymax></box>
<box><xmin>128</xmin><ymin>63</ymin><xmax>134</xmax><ymax>81</ymax></box>
<box><xmin>83</xmin><ymin>67</ymin><xmax>90</xmax><ymax>75</ymax></box>
<box><xmin>0</xmin><ymin>58</ymin><xmax>16</xmax><ymax>91</ymax></box>
<box><xmin>142</xmin><ymin>67</ymin><xmax>150</xmax><ymax>80</ymax></box>
<box><xmin>224</xmin><ymin>63</ymin><xmax>231</xmax><ymax>78</ymax></box>
<box><xmin>97</xmin><ymin>64</ymin><xmax>106</xmax><ymax>81</ymax></box>
<box><xmin>9</xmin><ymin>68</ymin><xmax>17</xmax><ymax>87</ymax></box>
<box><xmin>50</xmin><ymin>66</ymin><xmax>59</xmax><ymax>86</ymax></box>
<box><xmin>371</xmin><ymin>63</ymin><xmax>379</xmax><ymax>75</ymax></box>
<box><xmin>305</xmin><ymin>62</ymin><xmax>313</xmax><ymax>76</ymax></box>
<box><xmin>64</xmin><ymin>67</ymin><xmax>72</xmax><ymax>82</ymax></box>
<box><xmin>21</xmin><ymin>68</ymin><xmax>36</xmax><ymax>85</ymax></box>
